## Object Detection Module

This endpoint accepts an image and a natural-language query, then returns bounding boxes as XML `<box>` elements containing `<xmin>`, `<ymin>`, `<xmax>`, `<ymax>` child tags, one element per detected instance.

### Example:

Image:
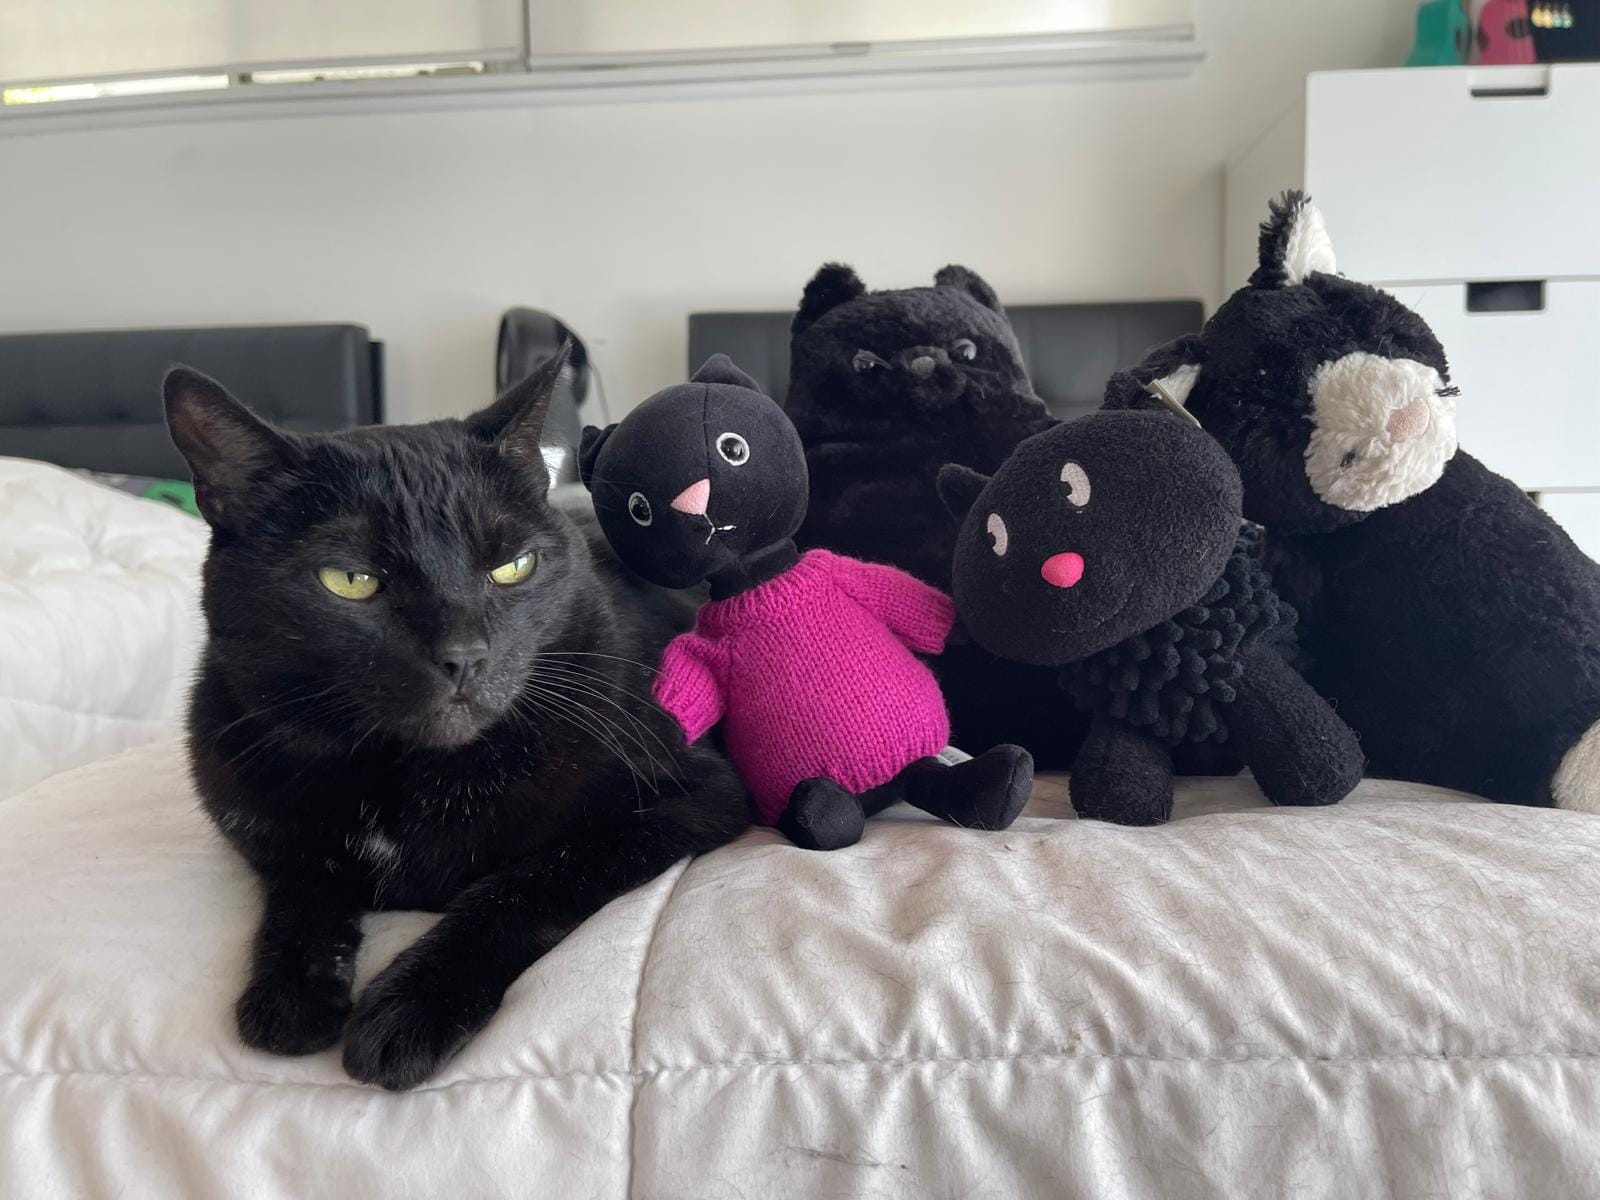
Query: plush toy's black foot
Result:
<box><xmin>1233</xmin><ymin>645</ymin><xmax>1364</xmax><ymax>807</ymax></box>
<box><xmin>1070</xmin><ymin>714</ymin><xmax>1175</xmax><ymax>825</ymax></box>
<box><xmin>886</xmin><ymin>747</ymin><xmax>1033</xmax><ymax>831</ymax></box>
<box><xmin>779</xmin><ymin>778</ymin><xmax>867</xmax><ymax>851</ymax></box>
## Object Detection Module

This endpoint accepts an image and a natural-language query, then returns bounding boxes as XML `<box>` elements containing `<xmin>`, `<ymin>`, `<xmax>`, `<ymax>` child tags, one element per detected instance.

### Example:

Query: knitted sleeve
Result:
<box><xmin>828</xmin><ymin>553</ymin><xmax>955</xmax><ymax>656</ymax></box>
<box><xmin>652</xmin><ymin>631</ymin><xmax>727</xmax><ymax>743</ymax></box>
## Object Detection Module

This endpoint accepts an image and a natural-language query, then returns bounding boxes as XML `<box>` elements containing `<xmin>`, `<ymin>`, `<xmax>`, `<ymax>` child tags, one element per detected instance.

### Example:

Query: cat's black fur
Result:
<box><xmin>165</xmin><ymin>349</ymin><xmax>749</xmax><ymax>1091</ymax></box>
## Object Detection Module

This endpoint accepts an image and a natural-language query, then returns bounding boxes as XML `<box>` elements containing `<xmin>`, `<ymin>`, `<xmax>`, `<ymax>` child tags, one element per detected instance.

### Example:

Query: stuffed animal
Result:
<box><xmin>580</xmin><ymin>354</ymin><xmax>1035</xmax><ymax>850</ymax></box>
<box><xmin>938</xmin><ymin>410</ymin><xmax>1364</xmax><ymax>825</ymax></box>
<box><xmin>1104</xmin><ymin>191</ymin><xmax>1600</xmax><ymax>813</ymax></box>
<box><xmin>785</xmin><ymin>262</ymin><xmax>1091</xmax><ymax>764</ymax></box>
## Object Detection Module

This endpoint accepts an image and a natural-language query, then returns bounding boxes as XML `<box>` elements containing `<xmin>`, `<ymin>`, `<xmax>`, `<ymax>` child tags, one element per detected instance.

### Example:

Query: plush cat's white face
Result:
<box><xmin>1303</xmin><ymin>352</ymin><xmax>1459</xmax><ymax>512</ymax></box>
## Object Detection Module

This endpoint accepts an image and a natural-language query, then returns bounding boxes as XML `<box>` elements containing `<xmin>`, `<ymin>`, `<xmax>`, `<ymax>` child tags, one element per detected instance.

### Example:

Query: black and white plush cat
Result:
<box><xmin>940</xmin><ymin>411</ymin><xmax>1362</xmax><ymax>825</ymax></box>
<box><xmin>164</xmin><ymin>347</ymin><xmax>748</xmax><ymax>1091</ymax></box>
<box><xmin>1105</xmin><ymin>191</ymin><xmax>1600</xmax><ymax>811</ymax></box>
<box><xmin>785</xmin><ymin>263</ymin><xmax>1090</xmax><ymax>762</ymax></box>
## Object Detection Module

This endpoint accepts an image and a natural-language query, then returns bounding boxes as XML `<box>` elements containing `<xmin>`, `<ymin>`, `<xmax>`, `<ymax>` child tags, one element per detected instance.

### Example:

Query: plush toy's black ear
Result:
<box><xmin>1102</xmin><ymin>334</ymin><xmax>1206</xmax><ymax>415</ymax></box>
<box><xmin>469</xmin><ymin>339</ymin><xmax>572</xmax><ymax>480</ymax></box>
<box><xmin>690</xmin><ymin>353</ymin><xmax>763</xmax><ymax>393</ymax></box>
<box><xmin>163</xmin><ymin>366</ymin><xmax>296</xmax><ymax>530</ymax></box>
<box><xmin>792</xmin><ymin>263</ymin><xmax>866</xmax><ymax>337</ymax></box>
<box><xmin>1250</xmin><ymin>190</ymin><xmax>1337</xmax><ymax>289</ymax></box>
<box><xmin>934</xmin><ymin>264</ymin><xmax>1004</xmax><ymax>314</ymax></box>
<box><xmin>578</xmin><ymin>423</ymin><xmax>615</xmax><ymax>490</ymax></box>
<box><xmin>937</xmin><ymin>463</ymin><xmax>991</xmax><ymax>523</ymax></box>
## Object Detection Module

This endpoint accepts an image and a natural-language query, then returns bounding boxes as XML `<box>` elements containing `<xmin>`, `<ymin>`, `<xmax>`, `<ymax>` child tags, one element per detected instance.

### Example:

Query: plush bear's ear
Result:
<box><xmin>792</xmin><ymin>263</ymin><xmax>866</xmax><ymax>337</ymax></box>
<box><xmin>164</xmin><ymin>366</ymin><xmax>297</xmax><ymax>529</ymax></box>
<box><xmin>1102</xmin><ymin>334</ymin><xmax>1206</xmax><ymax>416</ymax></box>
<box><xmin>578</xmin><ymin>423</ymin><xmax>615</xmax><ymax>490</ymax></box>
<box><xmin>934</xmin><ymin>264</ymin><xmax>1004</xmax><ymax>315</ymax></box>
<box><xmin>690</xmin><ymin>353</ymin><xmax>763</xmax><ymax>393</ymax></box>
<box><xmin>937</xmin><ymin>463</ymin><xmax>991</xmax><ymax>523</ymax></box>
<box><xmin>1251</xmin><ymin>191</ymin><xmax>1337</xmax><ymax>289</ymax></box>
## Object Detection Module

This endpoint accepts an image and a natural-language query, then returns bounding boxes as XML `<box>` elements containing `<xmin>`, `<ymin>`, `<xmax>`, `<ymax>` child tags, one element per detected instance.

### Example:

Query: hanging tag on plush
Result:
<box><xmin>1144</xmin><ymin>378</ymin><xmax>1203</xmax><ymax>428</ymax></box>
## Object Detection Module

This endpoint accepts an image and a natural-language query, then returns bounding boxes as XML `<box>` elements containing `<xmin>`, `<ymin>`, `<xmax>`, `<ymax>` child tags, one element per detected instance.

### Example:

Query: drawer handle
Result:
<box><xmin>1469</xmin><ymin>65</ymin><xmax>1550</xmax><ymax>98</ymax></box>
<box><xmin>1466</xmin><ymin>280</ymin><xmax>1545</xmax><ymax>312</ymax></box>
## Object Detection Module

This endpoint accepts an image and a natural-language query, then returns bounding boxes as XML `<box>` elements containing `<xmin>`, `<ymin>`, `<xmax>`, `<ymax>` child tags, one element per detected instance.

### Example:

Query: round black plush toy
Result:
<box><xmin>1104</xmin><ymin>191</ymin><xmax>1600</xmax><ymax>812</ymax></box>
<box><xmin>580</xmin><ymin>354</ymin><xmax>1034</xmax><ymax>851</ymax></box>
<box><xmin>939</xmin><ymin>410</ymin><xmax>1364</xmax><ymax>825</ymax></box>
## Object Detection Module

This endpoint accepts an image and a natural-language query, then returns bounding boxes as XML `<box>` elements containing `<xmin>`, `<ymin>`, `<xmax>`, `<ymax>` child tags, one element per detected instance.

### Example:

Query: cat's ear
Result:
<box><xmin>937</xmin><ymin>463</ymin><xmax>990</xmax><ymax>523</ymax></box>
<box><xmin>934</xmin><ymin>264</ymin><xmax>1004</xmax><ymax>315</ymax></box>
<box><xmin>1251</xmin><ymin>190</ymin><xmax>1336</xmax><ymax>289</ymax></box>
<box><xmin>1103</xmin><ymin>334</ymin><xmax>1206</xmax><ymax>414</ymax></box>
<box><xmin>578</xmin><ymin>423</ymin><xmax>615</xmax><ymax>491</ymax></box>
<box><xmin>690</xmin><ymin>354</ymin><xmax>763</xmax><ymax>393</ymax></box>
<box><xmin>792</xmin><ymin>263</ymin><xmax>866</xmax><ymax>338</ymax></box>
<box><xmin>475</xmin><ymin>339</ymin><xmax>572</xmax><ymax>480</ymax></box>
<box><xmin>163</xmin><ymin>366</ymin><xmax>295</xmax><ymax>529</ymax></box>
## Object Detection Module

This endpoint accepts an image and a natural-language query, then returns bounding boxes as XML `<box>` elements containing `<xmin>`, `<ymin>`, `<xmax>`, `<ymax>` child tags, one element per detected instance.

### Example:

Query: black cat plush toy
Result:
<box><xmin>580</xmin><ymin>355</ymin><xmax>1034</xmax><ymax>851</ymax></box>
<box><xmin>1106</xmin><ymin>192</ymin><xmax>1600</xmax><ymax>813</ymax></box>
<box><xmin>786</xmin><ymin>263</ymin><xmax>1091</xmax><ymax>763</ymax></box>
<box><xmin>939</xmin><ymin>410</ymin><xmax>1363</xmax><ymax>825</ymax></box>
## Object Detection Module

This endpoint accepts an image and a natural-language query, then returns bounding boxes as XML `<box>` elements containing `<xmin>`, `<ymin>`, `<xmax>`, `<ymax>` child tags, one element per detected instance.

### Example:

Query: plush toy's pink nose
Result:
<box><xmin>671</xmin><ymin>478</ymin><xmax>711</xmax><ymax>516</ymax></box>
<box><xmin>1041</xmin><ymin>552</ymin><xmax>1085</xmax><ymax>589</ymax></box>
<box><xmin>1386</xmin><ymin>396</ymin><xmax>1431</xmax><ymax>444</ymax></box>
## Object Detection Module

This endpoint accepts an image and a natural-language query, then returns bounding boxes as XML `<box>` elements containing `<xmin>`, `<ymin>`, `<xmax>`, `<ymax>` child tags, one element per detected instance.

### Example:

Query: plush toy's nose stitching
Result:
<box><xmin>1041</xmin><ymin>552</ymin><xmax>1085</xmax><ymax>589</ymax></box>
<box><xmin>908</xmin><ymin>355</ymin><xmax>937</xmax><ymax>379</ymax></box>
<box><xmin>671</xmin><ymin>478</ymin><xmax>711</xmax><ymax>516</ymax></box>
<box><xmin>1386</xmin><ymin>396</ymin><xmax>1432</xmax><ymax>444</ymax></box>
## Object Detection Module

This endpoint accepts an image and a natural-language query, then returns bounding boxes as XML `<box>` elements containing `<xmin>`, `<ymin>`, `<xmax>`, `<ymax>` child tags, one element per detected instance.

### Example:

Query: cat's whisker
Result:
<box><xmin>529</xmin><ymin>664</ymin><xmax>683</xmax><ymax>780</ymax></box>
<box><xmin>521</xmin><ymin>683</ymin><xmax>659</xmax><ymax>790</ymax></box>
<box><xmin>516</xmin><ymin>687</ymin><xmax>654</xmax><ymax>803</ymax></box>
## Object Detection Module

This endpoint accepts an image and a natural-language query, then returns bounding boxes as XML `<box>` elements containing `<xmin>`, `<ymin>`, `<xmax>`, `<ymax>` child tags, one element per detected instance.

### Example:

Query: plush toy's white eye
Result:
<box><xmin>952</xmin><ymin>338</ymin><xmax>978</xmax><ymax>363</ymax></box>
<box><xmin>628</xmin><ymin>492</ymin><xmax>653</xmax><ymax>526</ymax></box>
<box><xmin>1060</xmin><ymin>462</ymin><xmax>1091</xmax><ymax>507</ymax></box>
<box><xmin>716</xmin><ymin>432</ymin><xmax>750</xmax><ymax>466</ymax></box>
<box><xmin>986</xmin><ymin>512</ymin><xmax>1008</xmax><ymax>556</ymax></box>
<box><xmin>852</xmin><ymin>350</ymin><xmax>888</xmax><ymax>373</ymax></box>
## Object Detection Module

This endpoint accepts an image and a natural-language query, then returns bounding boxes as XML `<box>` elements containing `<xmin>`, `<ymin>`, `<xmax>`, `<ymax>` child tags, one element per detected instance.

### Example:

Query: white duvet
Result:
<box><xmin>0</xmin><ymin>457</ymin><xmax>207</xmax><ymax>799</ymax></box>
<box><xmin>4</xmin><ymin>742</ymin><xmax>1598</xmax><ymax>1199</ymax></box>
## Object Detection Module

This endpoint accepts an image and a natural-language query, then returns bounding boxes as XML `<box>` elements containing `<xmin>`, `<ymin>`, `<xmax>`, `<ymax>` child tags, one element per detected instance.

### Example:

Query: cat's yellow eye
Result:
<box><xmin>318</xmin><ymin>567</ymin><xmax>381</xmax><ymax>600</ymax></box>
<box><xmin>489</xmin><ymin>552</ymin><xmax>536</xmax><ymax>586</ymax></box>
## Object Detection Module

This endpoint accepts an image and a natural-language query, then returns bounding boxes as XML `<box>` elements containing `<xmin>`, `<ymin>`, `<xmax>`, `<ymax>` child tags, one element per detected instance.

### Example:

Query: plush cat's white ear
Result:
<box><xmin>1251</xmin><ymin>191</ymin><xmax>1337</xmax><ymax>289</ymax></box>
<box><xmin>163</xmin><ymin>366</ymin><xmax>295</xmax><ymax>529</ymax></box>
<box><xmin>476</xmin><ymin>340</ymin><xmax>572</xmax><ymax>481</ymax></box>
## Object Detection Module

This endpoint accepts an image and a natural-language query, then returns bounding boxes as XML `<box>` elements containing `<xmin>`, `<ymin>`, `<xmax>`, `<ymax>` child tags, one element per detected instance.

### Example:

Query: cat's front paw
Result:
<box><xmin>342</xmin><ymin>955</ymin><xmax>476</xmax><ymax>1091</ymax></box>
<box><xmin>236</xmin><ymin>971</ymin><xmax>351</xmax><ymax>1056</ymax></box>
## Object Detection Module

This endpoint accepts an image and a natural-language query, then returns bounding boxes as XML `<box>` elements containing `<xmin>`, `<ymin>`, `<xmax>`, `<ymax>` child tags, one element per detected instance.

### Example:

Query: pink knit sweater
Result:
<box><xmin>653</xmin><ymin>549</ymin><xmax>955</xmax><ymax>824</ymax></box>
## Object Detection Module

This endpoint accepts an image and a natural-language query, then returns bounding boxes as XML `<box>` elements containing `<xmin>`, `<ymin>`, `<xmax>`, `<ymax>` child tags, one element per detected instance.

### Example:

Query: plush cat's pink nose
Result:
<box><xmin>1041</xmin><ymin>552</ymin><xmax>1085</xmax><ymax>589</ymax></box>
<box><xmin>671</xmin><ymin>478</ymin><xmax>711</xmax><ymax>516</ymax></box>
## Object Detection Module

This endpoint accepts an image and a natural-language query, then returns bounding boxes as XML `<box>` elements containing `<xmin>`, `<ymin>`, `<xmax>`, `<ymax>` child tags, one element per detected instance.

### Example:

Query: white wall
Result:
<box><xmin>0</xmin><ymin>2</ymin><xmax>1411</xmax><ymax>424</ymax></box>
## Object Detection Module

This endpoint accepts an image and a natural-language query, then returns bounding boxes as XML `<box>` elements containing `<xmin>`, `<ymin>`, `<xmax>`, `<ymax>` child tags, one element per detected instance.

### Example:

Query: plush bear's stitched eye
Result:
<box><xmin>986</xmin><ymin>512</ymin><xmax>1008</xmax><ymax>556</ymax></box>
<box><xmin>952</xmin><ymin>339</ymin><xmax>978</xmax><ymax>363</ymax></box>
<box><xmin>1060</xmin><ymin>462</ymin><xmax>1091</xmax><ymax>507</ymax></box>
<box><xmin>628</xmin><ymin>492</ymin><xmax>653</xmax><ymax>526</ymax></box>
<box><xmin>852</xmin><ymin>350</ymin><xmax>887</xmax><ymax>373</ymax></box>
<box><xmin>716</xmin><ymin>433</ymin><xmax>750</xmax><ymax>466</ymax></box>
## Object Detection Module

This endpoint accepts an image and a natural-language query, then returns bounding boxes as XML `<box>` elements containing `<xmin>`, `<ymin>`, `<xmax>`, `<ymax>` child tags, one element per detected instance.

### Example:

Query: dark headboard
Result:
<box><xmin>0</xmin><ymin>324</ymin><xmax>383</xmax><ymax>478</ymax></box>
<box><xmin>688</xmin><ymin>300</ymin><xmax>1203</xmax><ymax>421</ymax></box>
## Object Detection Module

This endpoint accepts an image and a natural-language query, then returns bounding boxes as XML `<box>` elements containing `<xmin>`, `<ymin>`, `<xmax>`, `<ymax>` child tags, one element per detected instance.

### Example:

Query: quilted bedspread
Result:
<box><xmin>0</xmin><ymin>457</ymin><xmax>207</xmax><ymax>799</ymax></box>
<box><xmin>3</xmin><ymin>740</ymin><xmax>1598</xmax><ymax>1199</ymax></box>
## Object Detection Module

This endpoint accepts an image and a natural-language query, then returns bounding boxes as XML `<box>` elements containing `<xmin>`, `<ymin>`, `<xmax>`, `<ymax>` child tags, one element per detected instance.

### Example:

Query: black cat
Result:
<box><xmin>164</xmin><ymin>348</ymin><xmax>748</xmax><ymax>1091</ymax></box>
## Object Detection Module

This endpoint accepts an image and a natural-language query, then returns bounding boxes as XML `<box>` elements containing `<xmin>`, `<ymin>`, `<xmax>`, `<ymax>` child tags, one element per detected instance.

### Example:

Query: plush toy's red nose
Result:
<box><xmin>1041</xmin><ymin>552</ymin><xmax>1085</xmax><ymax>589</ymax></box>
<box><xmin>671</xmin><ymin>478</ymin><xmax>711</xmax><ymax>516</ymax></box>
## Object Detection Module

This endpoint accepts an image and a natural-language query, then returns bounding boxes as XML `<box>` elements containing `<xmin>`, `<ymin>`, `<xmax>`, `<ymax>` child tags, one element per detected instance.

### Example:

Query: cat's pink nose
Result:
<box><xmin>1041</xmin><ymin>552</ymin><xmax>1085</xmax><ymax>589</ymax></box>
<box><xmin>1386</xmin><ymin>396</ymin><xmax>1431</xmax><ymax>443</ymax></box>
<box><xmin>671</xmin><ymin>478</ymin><xmax>711</xmax><ymax>516</ymax></box>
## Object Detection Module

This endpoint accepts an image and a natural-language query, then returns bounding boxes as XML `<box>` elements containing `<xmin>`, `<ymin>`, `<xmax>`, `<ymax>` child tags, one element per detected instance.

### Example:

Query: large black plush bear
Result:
<box><xmin>1106</xmin><ymin>191</ymin><xmax>1600</xmax><ymax>813</ymax></box>
<box><xmin>939</xmin><ymin>411</ymin><xmax>1362</xmax><ymax>824</ymax></box>
<box><xmin>785</xmin><ymin>264</ymin><xmax>1090</xmax><ymax>762</ymax></box>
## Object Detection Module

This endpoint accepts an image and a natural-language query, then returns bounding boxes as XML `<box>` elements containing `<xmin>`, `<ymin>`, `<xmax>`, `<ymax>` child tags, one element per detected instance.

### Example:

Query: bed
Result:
<box><xmin>0</xmin><ymin>324</ymin><xmax>383</xmax><ymax>798</ymax></box>
<box><xmin>3</xmin><ymin>743</ymin><xmax>1597</xmax><ymax>1198</ymax></box>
